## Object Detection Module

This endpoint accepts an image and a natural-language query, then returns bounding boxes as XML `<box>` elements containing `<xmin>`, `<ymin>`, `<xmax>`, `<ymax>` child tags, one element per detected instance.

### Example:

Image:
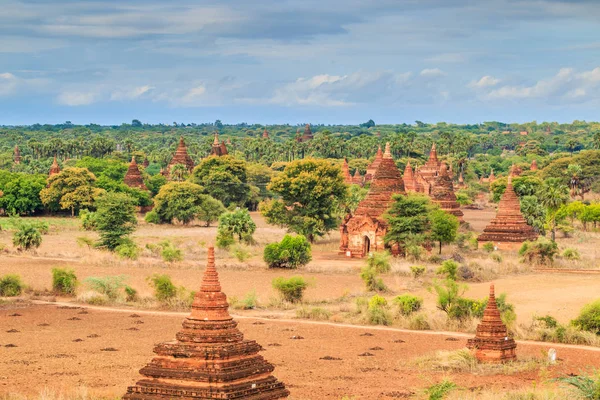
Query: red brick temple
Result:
<box><xmin>430</xmin><ymin>163</ymin><xmax>464</xmax><ymax>221</ymax></box>
<box><xmin>342</xmin><ymin>159</ymin><xmax>353</xmax><ymax>185</ymax></box>
<box><xmin>339</xmin><ymin>143</ymin><xmax>405</xmax><ymax>257</ymax></box>
<box><xmin>352</xmin><ymin>169</ymin><xmax>364</xmax><ymax>186</ymax></box>
<box><xmin>49</xmin><ymin>155</ymin><xmax>60</xmax><ymax>177</ymax></box>
<box><xmin>299</xmin><ymin>123</ymin><xmax>314</xmax><ymax>142</ymax></box>
<box><xmin>13</xmin><ymin>145</ymin><xmax>21</xmax><ymax>164</ymax></box>
<box><xmin>477</xmin><ymin>169</ymin><xmax>537</xmax><ymax>250</ymax></box>
<box><xmin>142</xmin><ymin>158</ymin><xmax>150</xmax><ymax>168</ymax></box>
<box><xmin>124</xmin><ymin>156</ymin><xmax>148</xmax><ymax>190</ymax></box>
<box><xmin>467</xmin><ymin>284</ymin><xmax>517</xmax><ymax>363</ymax></box>
<box><xmin>262</xmin><ymin>128</ymin><xmax>269</xmax><ymax>138</ymax></box>
<box><xmin>167</xmin><ymin>137</ymin><xmax>195</xmax><ymax>176</ymax></box>
<box><xmin>210</xmin><ymin>133</ymin><xmax>229</xmax><ymax>156</ymax></box>
<box><xmin>364</xmin><ymin>145</ymin><xmax>383</xmax><ymax>182</ymax></box>
<box><xmin>530</xmin><ymin>159</ymin><xmax>538</xmax><ymax>171</ymax></box>
<box><xmin>124</xmin><ymin>247</ymin><xmax>290</xmax><ymax>400</ymax></box>
<box><xmin>479</xmin><ymin>169</ymin><xmax>496</xmax><ymax>185</ymax></box>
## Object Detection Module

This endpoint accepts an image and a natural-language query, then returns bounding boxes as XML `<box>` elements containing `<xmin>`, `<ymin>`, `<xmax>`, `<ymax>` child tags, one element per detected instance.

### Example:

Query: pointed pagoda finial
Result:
<box><xmin>376</xmin><ymin>145</ymin><xmax>383</xmax><ymax>158</ymax></box>
<box><xmin>489</xmin><ymin>283</ymin><xmax>495</xmax><ymax>298</ymax></box>
<box><xmin>383</xmin><ymin>142</ymin><xmax>392</xmax><ymax>159</ymax></box>
<box><xmin>213</xmin><ymin>132</ymin><xmax>220</xmax><ymax>146</ymax></box>
<box><xmin>200</xmin><ymin>247</ymin><xmax>221</xmax><ymax>293</ymax></box>
<box><xmin>131</xmin><ymin>156</ymin><xmax>136</xmax><ymax>164</ymax></box>
<box><xmin>429</xmin><ymin>142</ymin><xmax>438</xmax><ymax>161</ymax></box>
<box><xmin>439</xmin><ymin>162</ymin><xmax>448</xmax><ymax>176</ymax></box>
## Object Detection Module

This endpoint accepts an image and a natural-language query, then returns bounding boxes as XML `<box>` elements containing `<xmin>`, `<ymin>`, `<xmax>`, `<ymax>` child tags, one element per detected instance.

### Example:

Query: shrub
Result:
<box><xmin>482</xmin><ymin>242</ymin><xmax>495</xmax><ymax>253</ymax></box>
<box><xmin>367</xmin><ymin>251</ymin><xmax>391</xmax><ymax>273</ymax></box>
<box><xmin>12</xmin><ymin>224</ymin><xmax>42</xmax><ymax>250</ymax></box>
<box><xmin>76</xmin><ymin>236</ymin><xmax>94</xmax><ymax>250</ymax></box>
<box><xmin>217</xmin><ymin>208</ymin><xmax>256</xmax><ymax>247</ymax></box>
<box><xmin>84</xmin><ymin>275</ymin><xmax>127</xmax><ymax>300</ymax></box>
<box><xmin>406</xmin><ymin>245</ymin><xmax>423</xmax><ymax>261</ymax></box>
<box><xmin>272</xmin><ymin>276</ymin><xmax>309</xmax><ymax>303</ymax></box>
<box><xmin>425</xmin><ymin>379</ymin><xmax>456</xmax><ymax>400</ymax></box>
<box><xmin>537</xmin><ymin>315</ymin><xmax>559</xmax><ymax>329</ymax></box>
<box><xmin>263</xmin><ymin>235</ymin><xmax>312</xmax><ymax>269</ymax></box>
<box><xmin>519</xmin><ymin>238</ymin><xmax>559</xmax><ymax>266</ymax></box>
<box><xmin>79</xmin><ymin>209</ymin><xmax>98</xmax><ymax>231</ymax></box>
<box><xmin>428</xmin><ymin>255</ymin><xmax>443</xmax><ymax>264</ymax></box>
<box><xmin>0</xmin><ymin>274</ymin><xmax>24</xmax><ymax>296</ymax></box>
<box><xmin>148</xmin><ymin>274</ymin><xmax>178</xmax><ymax>302</ymax></box>
<box><xmin>159</xmin><ymin>240</ymin><xmax>183</xmax><ymax>262</ymax></box>
<box><xmin>51</xmin><ymin>268</ymin><xmax>78</xmax><ymax>295</ymax></box>
<box><xmin>94</xmin><ymin>192</ymin><xmax>138</xmax><ymax>250</ymax></box>
<box><xmin>296</xmin><ymin>307</ymin><xmax>331</xmax><ymax>321</ymax></box>
<box><xmin>562</xmin><ymin>248</ymin><xmax>581</xmax><ymax>260</ymax></box>
<box><xmin>360</xmin><ymin>266</ymin><xmax>387</xmax><ymax>292</ymax></box>
<box><xmin>144</xmin><ymin>210</ymin><xmax>160</xmax><ymax>224</ymax></box>
<box><xmin>436</xmin><ymin>260</ymin><xmax>458</xmax><ymax>280</ymax></box>
<box><xmin>490</xmin><ymin>252</ymin><xmax>503</xmax><ymax>263</ymax></box>
<box><xmin>124</xmin><ymin>285</ymin><xmax>138</xmax><ymax>302</ymax></box>
<box><xmin>394</xmin><ymin>294</ymin><xmax>423</xmax><ymax>316</ymax></box>
<box><xmin>408</xmin><ymin>314</ymin><xmax>431</xmax><ymax>330</ymax></box>
<box><xmin>241</xmin><ymin>290</ymin><xmax>258</xmax><ymax>309</ymax></box>
<box><xmin>557</xmin><ymin>373</ymin><xmax>600</xmax><ymax>400</ymax></box>
<box><xmin>457</xmin><ymin>265</ymin><xmax>475</xmax><ymax>281</ymax></box>
<box><xmin>572</xmin><ymin>299</ymin><xmax>600</xmax><ymax>334</ymax></box>
<box><xmin>410</xmin><ymin>265</ymin><xmax>426</xmax><ymax>279</ymax></box>
<box><xmin>367</xmin><ymin>295</ymin><xmax>392</xmax><ymax>325</ymax></box>
<box><xmin>115</xmin><ymin>240</ymin><xmax>140</xmax><ymax>260</ymax></box>
<box><xmin>216</xmin><ymin>232</ymin><xmax>235</xmax><ymax>249</ymax></box>
<box><xmin>231</xmin><ymin>245</ymin><xmax>252</xmax><ymax>262</ymax></box>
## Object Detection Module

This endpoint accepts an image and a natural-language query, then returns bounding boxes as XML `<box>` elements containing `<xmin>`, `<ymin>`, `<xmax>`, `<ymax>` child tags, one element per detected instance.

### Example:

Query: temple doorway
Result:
<box><xmin>363</xmin><ymin>236</ymin><xmax>371</xmax><ymax>256</ymax></box>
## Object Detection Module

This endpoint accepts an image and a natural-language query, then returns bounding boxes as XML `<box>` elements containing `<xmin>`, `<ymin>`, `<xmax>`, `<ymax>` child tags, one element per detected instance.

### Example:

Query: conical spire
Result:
<box><xmin>124</xmin><ymin>247</ymin><xmax>290</xmax><ymax>399</ymax></box>
<box><xmin>213</xmin><ymin>132</ymin><xmax>220</xmax><ymax>146</ymax></box>
<box><xmin>167</xmin><ymin>136</ymin><xmax>195</xmax><ymax>175</ymax></box>
<box><xmin>124</xmin><ymin>156</ymin><xmax>147</xmax><ymax>190</ymax></box>
<box><xmin>13</xmin><ymin>145</ymin><xmax>21</xmax><ymax>164</ymax></box>
<box><xmin>364</xmin><ymin>145</ymin><xmax>384</xmax><ymax>182</ymax></box>
<box><xmin>342</xmin><ymin>158</ymin><xmax>352</xmax><ymax>184</ymax></box>
<box><xmin>429</xmin><ymin>143</ymin><xmax>438</xmax><ymax>163</ymax></box>
<box><xmin>49</xmin><ymin>155</ymin><xmax>60</xmax><ymax>176</ymax></box>
<box><xmin>263</xmin><ymin>128</ymin><xmax>269</xmax><ymax>138</ymax></box>
<box><xmin>383</xmin><ymin>142</ymin><xmax>392</xmax><ymax>159</ymax></box>
<box><xmin>530</xmin><ymin>159</ymin><xmax>538</xmax><ymax>171</ymax></box>
<box><xmin>430</xmin><ymin>162</ymin><xmax>464</xmax><ymax>221</ymax></box>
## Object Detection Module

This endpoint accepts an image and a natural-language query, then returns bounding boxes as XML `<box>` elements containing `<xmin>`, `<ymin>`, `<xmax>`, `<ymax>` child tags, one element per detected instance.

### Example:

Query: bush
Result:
<box><xmin>490</xmin><ymin>252</ymin><xmax>503</xmax><ymax>263</ymax></box>
<box><xmin>231</xmin><ymin>245</ymin><xmax>252</xmax><ymax>262</ymax></box>
<box><xmin>263</xmin><ymin>234</ymin><xmax>312</xmax><ymax>269</ymax></box>
<box><xmin>216</xmin><ymin>232</ymin><xmax>235</xmax><ymax>249</ymax></box>
<box><xmin>241</xmin><ymin>290</ymin><xmax>258</xmax><ymax>309</ymax></box>
<box><xmin>408</xmin><ymin>314</ymin><xmax>431</xmax><ymax>330</ymax></box>
<box><xmin>366</xmin><ymin>251</ymin><xmax>391</xmax><ymax>273</ymax></box>
<box><xmin>394</xmin><ymin>294</ymin><xmax>423</xmax><ymax>316</ymax></box>
<box><xmin>51</xmin><ymin>268</ymin><xmax>78</xmax><ymax>295</ymax></box>
<box><xmin>79</xmin><ymin>209</ymin><xmax>98</xmax><ymax>231</ymax></box>
<box><xmin>160</xmin><ymin>241</ymin><xmax>183</xmax><ymax>263</ymax></box>
<box><xmin>406</xmin><ymin>245</ymin><xmax>423</xmax><ymax>261</ymax></box>
<box><xmin>367</xmin><ymin>295</ymin><xmax>392</xmax><ymax>325</ymax></box>
<box><xmin>0</xmin><ymin>274</ymin><xmax>24</xmax><ymax>297</ymax></box>
<box><xmin>562</xmin><ymin>248</ymin><xmax>581</xmax><ymax>260</ymax></box>
<box><xmin>124</xmin><ymin>285</ymin><xmax>138</xmax><ymax>302</ymax></box>
<box><xmin>76</xmin><ymin>236</ymin><xmax>94</xmax><ymax>249</ymax></box>
<box><xmin>217</xmin><ymin>208</ymin><xmax>256</xmax><ymax>246</ymax></box>
<box><xmin>12</xmin><ymin>224</ymin><xmax>42</xmax><ymax>250</ymax></box>
<box><xmin>436</xmin><ymin>260</ymin><xmax>458</xmax><ymax>280</ymax></box>
<box><xmin>482</xmin><ymin>242</ymin><xmax>495</xmax><ymax>253</ymax></box>
<box><xmin>296</xmin><ymin>307</ymin><xmax>331</xmax><ymax>321</ymax></box>
<box><xmin>272</xmin><ymin>276</ymin><xmax>309</xmax><ymax>303</ymax></box>
<box><xmin>410</xmin><ymin>265</ymin><xmax>426</xmax><ymax>279</ymax></box>
<box><xmin>148</xmin><ymin>274</ymin><xmax>178</xmax><ymax>302</ymax></box>
<box><xmin>572</xmin><ymin>299</ymin><xmax>600</xmax><ymax>334</ymax></box>
<box><xmin>84</xmin><ymin>275</ymin><xmax>126</xmax><ymax>300</ymax></box>
<box><xmin>360</xmin><ymin>266</ymin><xmax>387</xmax><ymax>292</ymax></box>
<box><xmin>536</xmin><ymin>315</ymin><xmax>559</xmax><ymax>329</ymax></box>
<box><xmin>94</xmin><ymin>192</ymin><xmax>138</xmax><ymax>250</ymax></box>
<box><xmin>144</xmin><ymin>210</ymin><xmax>160</xmax><ymax>224</ymax></box>
<box><xmin>457</xmin><ymin>265</ymin><xmax>475</xmax><ymax>281</ymax></box>
<box><xmin>519</xmin><ymin>238</ymin><xmax>559</xmax><ymax>266</ymax></box>
<box><xmin>115</xmin><ymin>240</ymin><xmax>140</xmax><ymax>260</ymax></box>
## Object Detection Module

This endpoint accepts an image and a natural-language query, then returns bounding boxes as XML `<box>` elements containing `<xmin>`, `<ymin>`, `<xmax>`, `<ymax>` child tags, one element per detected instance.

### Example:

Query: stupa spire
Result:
<box><xmin>13</xmin><ymin>145</ymin><xmax>21</xmax><ymax>164</ymax></box>
<box><xmin>429</xmin><ymin>143</ymin><xmax>438</xmax><ymax>163</ymax></box>
<box><xmin>383</xmin><ymin>142</ymin><xmax>392</xmax><ymax>159</ymax></box>
<box><xmin>430</xmin><ymin>162</ymin><xmax>464</xmax><ymax>221</ymax></box>
<box><xmin>124</xmin><ymin>156</ymin><xmax>147</xmax><ymax>190</ymax></box>
<box><xmin>342</xmin><ymin>159</ymin><xmax>352</xmax><ymax>184</ymax></box>
<box><xmin>530</xmin><ymin>159</ymin><xmax>538</xmax><ymax>171</ymax></box>
<box><xmin>124</xmin><ymin>247</ymin><xmax>290</xmax><ymax>399</ymax></box>
<box><xmin>364</xmin><ymin>145</ymin><xmax>384</xmax><ymax>182</ymax></box>
<box><xmin>167</xmin><ymin>136</ymin><xmax>195</xmax><ymax>176</ymax></box>
<box><xmin>49</xmin><ymin>155</ymin><xmax>60</xmax><ymax>176</ymax></box>
<box><xmin>263</xmin><ymin>127</ymin><xmax>269</xmax><ymax>138</ymax></box>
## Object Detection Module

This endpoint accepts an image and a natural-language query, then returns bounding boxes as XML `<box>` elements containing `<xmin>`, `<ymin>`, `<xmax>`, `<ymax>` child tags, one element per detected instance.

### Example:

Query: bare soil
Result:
<box><xmin>2</xmin><ymin>303</ymin><xmax>600</xmax><ymax>399</ymax></box>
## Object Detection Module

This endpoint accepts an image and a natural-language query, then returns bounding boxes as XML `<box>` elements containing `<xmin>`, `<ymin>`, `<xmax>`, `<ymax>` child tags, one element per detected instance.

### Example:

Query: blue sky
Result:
<box><xmin>1</xmin><ymin>0</ymin><xmax>600</xmax><ymax>125</ymax></box>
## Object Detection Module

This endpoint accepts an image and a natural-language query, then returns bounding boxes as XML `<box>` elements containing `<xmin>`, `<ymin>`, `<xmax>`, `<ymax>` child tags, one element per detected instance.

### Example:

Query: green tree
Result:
<box><xmin>150</xmin><ymin>182</ymin><xmax>225</xmax><ymax>225</ymax></box>
<box><xmin>520</xmin><ymin>195</ymin><xmax>546</xmax><ymax>234</ymax></box>
<box><xmin>190</xmin><ymin>156</ymin><xmax>251</xmax><ymax>207</ymax></box>
<box><xmin>384</xmin><ymin>194</ymin><xmax>432</xmax><ymax>252</ymax></box>
<box><xmin>538</xmin><ymin>178</ymin><xmax>570</xmax><ymax>241</ymax></box>
<box><xmin>94</xmin><ymin>192</ymin><xmax>138</xmax><ymax>250</ymax></box>
<box><xmin>0</xmin><ymin>172</ymin><xmax>46</xmax><ymax>215</ymax></box>
<box><xmin>217</xmin><ymin>208</ymin><xmax>256</xmax><ymax>247</ymax></box>
<box><xmin>40</xmin><ymin>167</ymin><xmax>103</xmax><ymax>216</ymax></box>
<box><xmin>261</xmin><ymin>158</ymin><xmax>347</xmax><ymax>242</ymax></box>
<box><xmin>169</xmin><ymin>163</ymin><xmax>189</xmax><ymax>182</ymax></box>
<box><xmin>429</xmin><ymin>209</ymin><xmax>459</xmax><ymax>254</ymax></box>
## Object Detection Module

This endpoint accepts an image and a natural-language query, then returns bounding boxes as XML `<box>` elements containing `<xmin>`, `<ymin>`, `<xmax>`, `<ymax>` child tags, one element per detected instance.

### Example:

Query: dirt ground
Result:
<box><xmin>2</xmin><ymin>303</ymin><xmax>600</xmax><ymax>399</ymax></box>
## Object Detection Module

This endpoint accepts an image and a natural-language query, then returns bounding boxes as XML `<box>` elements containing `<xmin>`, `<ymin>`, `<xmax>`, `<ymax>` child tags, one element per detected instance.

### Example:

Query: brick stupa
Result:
<box><xmin>167</xmin><ymin>137</ymin><xmax>195</xmax><ymax>176</ymax></box>
<box><xmin>49</xmin><ymin>156</ymin><xmax>60</xmax><ymax>177</ymax></box>
<box><xmin>352</xmin><ymin>169</ymin><xmax>364</xmax><ymax>186</ymax></box>
<box><xmin>467</xmin><ymin>284</ymin><xmax>517</xmax><ymax>363</ymax></box>
<box><xmin>430</xmin><ymin>163</ymin><xmax>464</xmax><ymax>222</ymax></box>
<box><xmin>210</xmin><ymin>133</ymin><xmax>229</xmax><ymax>156</ymax></box>
<box><xmin>124</xmin><ymin>157</ymin><xmax>148</xmax><ymax>190</ymax></box>
<box><xmin>262</xmin><ymin>128</ymin><xmax>269</xmax><ymax>139</ymax></box>
<box><xmin>14</xmin><ymin>145</ymin><xmax>21</xmax><ymax>164</ymax></box>
<box><xmin>477</xmin><ymin>168</ymin><xmax>537</xmax><ymax>250</ymax></box>
<box><xmin>342</xmin><ymin>159</ymin><xmax>353</xmax><ymax>184</ymax></box>
<box><xmin>124</xmin><ymin>247</ymin><xmax>290</xmax><ymax>400</ymax></box>
<box><xmin>530</xmin><ymin>159</ymin><xmax>538</xmax><ymax>171</ymax></box>
<box><xmin>403</xmin><ymin>143</ymin><xmax>441</xmax><ymax>194</ymax></box>
<box><xmin>340</xmin><ymin>143</ymin><xmax>405</xmax><ymax>257</ymax></box>
<box><xmin>364</xmin><ymin>146</ymin><xmax>383</xmax><ymax>182</ymax></box>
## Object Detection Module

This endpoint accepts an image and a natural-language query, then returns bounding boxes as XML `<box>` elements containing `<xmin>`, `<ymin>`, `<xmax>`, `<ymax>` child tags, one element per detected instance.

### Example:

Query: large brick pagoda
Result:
<box><xmin>167</xmin><ymin>136</ymin><xmax>195</xmax><ymax>176</ymax></box>
<box><xmin>430</xmin><ymin>163</ymin><xmax>464</xmax><ymax>222</ymax></box>
<box><xmin>477</xmin><ymin>168</ymin><xmax>537</xmax><ymax>250</ymax></box>
<box><xmin>467</xmin><ymin>284</ymin><xmax>517</xmax><ymax>363</ymax></box>
<box><xmin>124</xmin><ymin>247</ymin><xmax>290</xmax><ymax>400</ymax></box>
<box><xmin>342</xmin><ymin>159</ymin><xmax>353</xmax><ymax>185</ymax></box>
<box><xmin>124</xmin><ymin>156</ymin><xmax>147</xmax><ymax>190</ymax></box>
<box><xmin>210</xmin><ymin>133</ymin><xmax>229</xmax><ymax>156</ymax></box>
<box><xmin>339</xmin><ymin>143</ymin><xmax>405</xmax><ymax>257</ymax></box>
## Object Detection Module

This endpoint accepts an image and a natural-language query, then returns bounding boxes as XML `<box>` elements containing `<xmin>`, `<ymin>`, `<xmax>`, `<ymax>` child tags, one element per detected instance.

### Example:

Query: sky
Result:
<box><xmin>1</xmin><ymin>0</ymin><xmax>600</xmax><ymax>125</ymax></box>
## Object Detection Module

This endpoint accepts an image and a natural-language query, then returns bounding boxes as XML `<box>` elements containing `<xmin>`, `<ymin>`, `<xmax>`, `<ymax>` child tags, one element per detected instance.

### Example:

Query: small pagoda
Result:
<box><xmin>142</xmin><ymin>158</ymin><xmax>150</xmax><ymax>168</ymax></box>
<box><xmin>352</xmin><ymin>169</ymin><xmax>364</xmax><ymax>186</ymax></box>
<box><xmin>340</xmin><ymin>143</ymin><xmax>405</xmax><ymax>257</ymax></box>
<box><xmin>124</xmin><ymin>247</ymin><xmax>290</xmax><ymax>400</ymax></box>
<box><xmin>477</xmin><ymin>168</ymin><xmax>537</xmax><ymax>250</ymax></box>
<box><xmin>467</xmin><ymin>284</ymin><xmax>517</xmax><ymax>363</ymax></box>
<box><xmin>301</xmin><ymin>124</ymin><xmax>313</xmax><ymax>142</ymax></box>
<box><xmin>479</xmin><ymin>169</ymin><xmax>495</xmax><ymax>184</ymax></box>
<box><xmin>530</xmin><ymin>159</ymin><xmax>538</xmax><ymax>171</ymax></box>
<box><xmin>210</xmin><ymin>133</ymin><xmax>228</xmax><ymax>156</ymax></box>
<box><xmin>342</xmin><ymin>159</ymin><xmax>353</xmax><ymax>185</ymax></box>
<box><xmin>430</xmin><ymin>163</ymin><xmax>464</xmax><ymax>222</ymax></box>
<box><xmin>167</xmin><ymin>137</ymin><xmax>195</xmax><ymax>176</ymax></box>
<box><xmin>49</xmin><ymin>156</ymin><xmax>60</xmax><ymax>177</ymax></box>
<box><xmin>456</xmin><ymin>170</ymin><xmax>467</xmax><ymax>189</ymax></box>
<box><xmin>262</xmin><ymin>128</ymin><xmax>270</xmax><ymax>139</ymax></box>
<box><xmin>404</xmin><ymin>143</ymin><xmax>441</xmax><ymax>194</ymax></box>
<box><xmin>364</xmin><ymin>146</ymin><xmax>383</xmax><ymax>182</ymax></box>
<box><xmin>124</xmin><ymin>157</ymin><xmax>148</xmax><ymax>190</ymax></box>
<box><xmin>13</xmin><ymin>145</ymin><xmax>21</xmax><ymax>164</ymax></box>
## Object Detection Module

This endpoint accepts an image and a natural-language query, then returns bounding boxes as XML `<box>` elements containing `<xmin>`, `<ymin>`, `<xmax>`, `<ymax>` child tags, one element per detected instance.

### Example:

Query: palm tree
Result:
<box><xmin>170</xmin><ymin>163</ymin><xmax>188</xmax><ymax>182</ymax></box>
<box><xmin>539</xmin><ymin>178</ymin><xmax>570</xmax><ymax>241</ymax></box>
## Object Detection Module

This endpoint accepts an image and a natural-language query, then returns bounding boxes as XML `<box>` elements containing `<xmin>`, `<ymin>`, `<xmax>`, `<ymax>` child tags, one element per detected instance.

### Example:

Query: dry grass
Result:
<box><xmin>0</xmin><ymin>387</ymin><xmax>118</xmax><ymax>400</ymax></box>
<box><xmin>446</xmin><ymin>386</ymin><xmax>577</xmax><ymax>400</ymax></box>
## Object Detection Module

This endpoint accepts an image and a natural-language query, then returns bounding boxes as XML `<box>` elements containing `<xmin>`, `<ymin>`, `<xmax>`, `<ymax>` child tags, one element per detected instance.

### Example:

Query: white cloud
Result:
<box><xmin>178</xmin><ymin>85</ymin><xmax>207</xmax><ymax>105</ymax></box>
<box><xmin>469</xmin><ymin>75</ymin><xmax>500</xmax><ymax>88</ymax></box>
<box><xmin>110</xmin><ymin>85</ymin><xmax>154</xmax><ymax>101</ymax></box>
<box><xmin>57</xmin><ymin>91</ymin><xmax>97</xmax><ymax>106</ymax></box>
<box><xmin>0</xmin><ymin>73</ymin><xmax>18</xmax><ymax>95</ymax></box>
<box><xmin>420</xmin><ymin>68</ymin><xmax>446</xmax><ymax>78</ymax></box>
<box><xmin>426</xmin><ymin>53</ymin><xmax>466</xmax><ymax>63</ymax></box>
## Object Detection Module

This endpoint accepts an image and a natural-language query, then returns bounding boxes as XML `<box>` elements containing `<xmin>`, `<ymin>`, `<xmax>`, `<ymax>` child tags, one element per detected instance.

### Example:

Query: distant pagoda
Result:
<box><xmin>210</xmin><ymin>133</ymin><xmax>229</xmax><ymax>156</ymax></box>
<box><xmin>340</xmin><ymin>143</ymin><xmax>405</xmax><ymax>257</ymax></box>
<box><xmin>296</xmin><ymin>124</ymin><xmax>313</xmax><ymax>143</ymax></box>
<box><xmin>13</xmin><ymin>145</ymin><xmax>21</xmax><ymax>164</ymax></box>
<box><xmin>467</xmin><ymin>284</ymin><xmax>517</xmax><ymax>363</ymax></box>
<box><xmin>430</xmin><ymin>163</ymin><xmax>464</xmax><ymax>222</ymax></box>
<box><xmin>142</xmin><ymin>158</ymin><xmax>150</xmax><ymax>168</ymax></box>
<box><xmin>124</xmin><ymin>156</ymin><xmax>148</xmax><ymax>190</ymax></box>
<box><xmin>124</xmin><ymin>247</ymin><xmax>290</xmax><ymax>400</ymax></box>
<box><xmin>262</xmin><ymin>128</ymin><xmax>270</xmax><ymax>139</ymax></box>
<box><xmin>364</xmin><ymin>146</ymin><xmax>383</xmax><ymax>182</ymax></box>
<box><xmin>530</xmin><ymin>159</ymin><xmax>538</xmax><ymax>171</ymax></box>
<box><xmin>49</xmin><ymin>155</ymin><xmax>60</xmax><ymax>177</ymax></box>
<box><xmin>352</xmin><ymin>169</ymin><xmax>364</xmax><ymax>186</ymax></box>
<box><xmin>167</xmin><ymin>137</ymin><xmax>195</xmax><ymax>176</ymax></box>
<box><xmin>342</xmin><ymin>159</ymin><xmax>353</xmax><ymax>185</ymax></box>
<box><xmin>477</xmin><ymin>167</ymin><xmax>537</xmax><ymax>250</ymax></box>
